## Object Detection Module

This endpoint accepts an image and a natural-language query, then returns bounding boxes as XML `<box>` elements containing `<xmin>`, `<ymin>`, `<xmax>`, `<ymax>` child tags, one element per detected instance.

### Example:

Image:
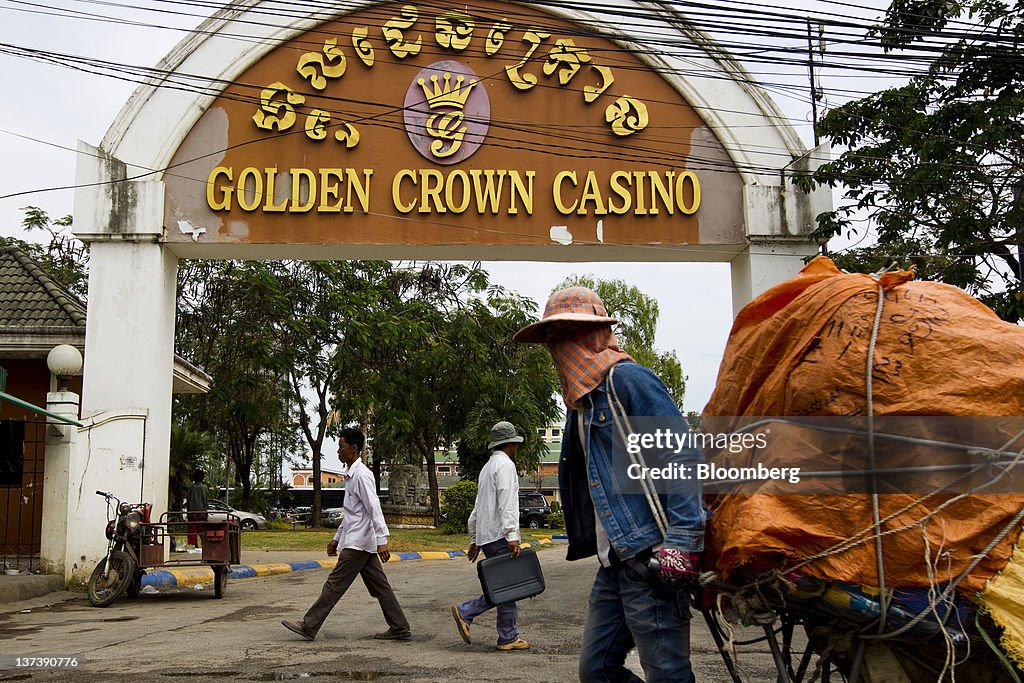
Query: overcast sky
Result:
<box><xmin>0</xmin><ymin>0</ymin><xmax>892</xmax><ymax>471</ymax></box>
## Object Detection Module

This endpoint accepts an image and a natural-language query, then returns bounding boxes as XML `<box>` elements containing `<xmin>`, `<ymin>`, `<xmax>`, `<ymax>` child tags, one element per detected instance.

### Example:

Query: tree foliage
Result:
<box><xmin>175</xmin><ymin>260</ymin><xmax>297</xmax><ymax>510</ymax></box>
<box><xmin>332</xmin><ymin>263</ymin><xmax>561</xmax><ymax>523</ymax></box>
<box><xmin>439</xmin><ymin>479</ymin><xmax>478</xmax><ymax>534</ymax></box>
<box><xmin>805</xmin><ymin>0</ymin><xmax>1024</xmax><ymax>320</ymax></box>
<box><xmin>555</xmin><ymin>275</ymin><xmax>687</xmax><ymax>406</ymax></box>
<box><xmin>168</xmin><ymin>423</ymin><xmax>215</xmax><ymax>510</ymax></box>
<box><xmin>2</xmin><ymin>207</ymin><xmax>88</xmax><ymax>299</ymax></box>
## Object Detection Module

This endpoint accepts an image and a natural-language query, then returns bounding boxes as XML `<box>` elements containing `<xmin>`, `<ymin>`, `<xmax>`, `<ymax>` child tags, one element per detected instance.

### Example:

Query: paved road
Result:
<box><xmin>0</xmin><ymin>550</ymin><xmax>789</xmax><ymax>682</ymax></box>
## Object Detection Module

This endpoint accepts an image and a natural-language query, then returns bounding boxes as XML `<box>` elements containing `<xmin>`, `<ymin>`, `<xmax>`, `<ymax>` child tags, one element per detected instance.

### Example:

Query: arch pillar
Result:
<box><xmin>730</xmin><ymin>143</ymin><xmax>832</xmax><ymax>313</ymax></box>
<box><xmin>73</xmin><ymin>142</ymin><xmax>177</xmax><ymax>530</ymax></box>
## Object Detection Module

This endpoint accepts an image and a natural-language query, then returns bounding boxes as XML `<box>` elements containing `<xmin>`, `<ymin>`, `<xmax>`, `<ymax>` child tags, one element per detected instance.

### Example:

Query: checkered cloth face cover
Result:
<box><xmin>546</xmin><ymin>326</ymin><xmax>632</xmax><ymax>410</ymax></box>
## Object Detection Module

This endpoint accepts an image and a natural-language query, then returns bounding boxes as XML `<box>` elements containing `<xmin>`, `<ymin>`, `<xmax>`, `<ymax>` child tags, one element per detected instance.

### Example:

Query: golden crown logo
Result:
<box><xmin>417</xmin><ymin>73</ymin><xmax>478</xmax><ymax>110</ymax></box>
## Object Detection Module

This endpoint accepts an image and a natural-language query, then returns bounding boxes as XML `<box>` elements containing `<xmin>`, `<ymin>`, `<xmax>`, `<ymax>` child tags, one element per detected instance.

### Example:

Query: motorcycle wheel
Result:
<box><xmin>213</xmin><ymin>565</ymin><xmax>228</xmax><ymax>599</ymax></box>
<box><xmin>87</xmin><ymin>550</ymin><xmax>135</xmax><ymax>607</ymax></box>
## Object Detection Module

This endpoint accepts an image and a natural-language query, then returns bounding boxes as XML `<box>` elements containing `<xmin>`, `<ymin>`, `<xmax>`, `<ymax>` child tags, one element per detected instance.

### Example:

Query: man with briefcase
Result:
<box><xmin>450</xmin><ymin>421</ymin><xmax>531</xmax><ymax>651</ymax></box>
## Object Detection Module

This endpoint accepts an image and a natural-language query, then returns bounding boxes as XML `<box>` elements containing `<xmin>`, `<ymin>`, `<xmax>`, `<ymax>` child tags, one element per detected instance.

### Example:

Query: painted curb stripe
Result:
<box><xmin>138</xmin><ymin>544</ymin><xmax>521</xmax><ymax>589</ymax></box>
<box><xmin>287</xmin><ymin>560</ymin><xmax>323</xmax><ymax>571</ymax></box>
<box><xmin>231</xmin><ymin>566</ymin><xmax>257</xmax><ymax>579</ymax></box>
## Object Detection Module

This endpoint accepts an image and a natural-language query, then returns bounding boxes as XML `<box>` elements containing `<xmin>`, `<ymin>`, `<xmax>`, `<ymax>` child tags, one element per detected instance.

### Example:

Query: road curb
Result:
<box><xmin>139</xmin><ymin>539</ymin><xmax>553</xmax><ymax>590</ymax></box>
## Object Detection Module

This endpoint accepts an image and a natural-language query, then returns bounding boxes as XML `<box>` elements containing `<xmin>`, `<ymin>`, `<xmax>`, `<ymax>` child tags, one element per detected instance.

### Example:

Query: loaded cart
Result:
<box><xmin>87</xmin><ymin>490</ymin><xmax>242</xmax><ymax>606</ymax></box>
<box><xmin>691</xmin><ymin>257</ymin><xmax>1024</xmax><ymax>681</ymax></box>
<box><xmin>146</xmin><ymin>510</ymin><xmax>242</xmax><ymax>598</ymax></box>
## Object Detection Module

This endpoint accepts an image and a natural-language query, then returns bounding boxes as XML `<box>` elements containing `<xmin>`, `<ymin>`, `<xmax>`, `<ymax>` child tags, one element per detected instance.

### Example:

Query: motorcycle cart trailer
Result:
<box><xmin>88</xmin><ymin>491</ymin><xmax>242</xmax><ymax>607</ymax></box>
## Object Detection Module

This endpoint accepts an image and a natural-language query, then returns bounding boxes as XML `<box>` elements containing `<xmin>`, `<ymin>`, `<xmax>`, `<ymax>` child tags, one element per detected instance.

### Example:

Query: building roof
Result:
<box><xmin>0</xmin><ymin>244</ymin><xmax>211</xmax><ymax>393</ymax></box>
<box><xmin>0</xmin><ymin>246</ymin><xmax>87</xmax><ymax>337</ymax></box>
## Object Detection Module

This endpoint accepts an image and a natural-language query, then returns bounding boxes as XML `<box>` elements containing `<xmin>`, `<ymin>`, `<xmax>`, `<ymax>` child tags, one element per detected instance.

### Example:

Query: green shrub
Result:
<box><xmin>268</xmin><ymin>518</ymin><xmax>292</xmax><ymax>531</ymax></box>
<box><xmin>547</xmin><ymin>511</ymin><xmax>565</xmax><ymax>528</ymax></box>
<box><xmin>550</xmin><ymin>500</ymin><xmax>561</xmax><ymax>514</ymax></box>
<box><xmin>440</xmin><ymin>480</ymin><xmax>478</xmax><ymax>535</ymax></box>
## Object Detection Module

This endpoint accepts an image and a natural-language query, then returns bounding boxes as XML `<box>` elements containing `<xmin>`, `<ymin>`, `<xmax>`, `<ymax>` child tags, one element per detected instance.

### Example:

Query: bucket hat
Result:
<box><xmin>488</xmin><ymin>421</ymin><xmax>524</xmax><ymax>450</ymax></box>
<box><xmin>513</xmin><ymin>287</ymin><xmax>618</xmax><ymax>343</ymax></box>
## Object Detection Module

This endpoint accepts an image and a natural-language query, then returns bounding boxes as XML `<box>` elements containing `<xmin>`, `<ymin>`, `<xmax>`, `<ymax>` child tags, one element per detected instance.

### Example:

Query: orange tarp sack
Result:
<box><xmin>702</xmin><ymin>256</ymin><xmax>1024</xmax><ymax>595</ymax></box>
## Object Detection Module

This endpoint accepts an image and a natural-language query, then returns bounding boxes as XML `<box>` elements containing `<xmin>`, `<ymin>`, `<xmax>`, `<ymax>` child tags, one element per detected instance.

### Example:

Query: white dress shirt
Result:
<box><xmin>468</xmin><ymin>450</ymin><xmax>520</xmax><ymax>545</ymax></box>
<box><xmin>333</xmin><ymin>458</ymin><xmax>389</xmax><ymax>553</ymax></box>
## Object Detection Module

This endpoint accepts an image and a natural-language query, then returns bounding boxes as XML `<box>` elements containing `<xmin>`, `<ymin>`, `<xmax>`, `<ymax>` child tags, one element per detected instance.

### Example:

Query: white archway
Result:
<box><xmin>56</xmin><ymin>0</ymin><xmax>827</xmax><ymax>581</ymax></box>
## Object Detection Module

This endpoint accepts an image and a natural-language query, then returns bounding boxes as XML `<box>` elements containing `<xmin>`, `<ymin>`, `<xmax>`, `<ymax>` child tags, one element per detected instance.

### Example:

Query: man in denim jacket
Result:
<box><xmin>515</xmin><ymin>287</ymin><xmax>705</xmax><ymax>683</ymax></box>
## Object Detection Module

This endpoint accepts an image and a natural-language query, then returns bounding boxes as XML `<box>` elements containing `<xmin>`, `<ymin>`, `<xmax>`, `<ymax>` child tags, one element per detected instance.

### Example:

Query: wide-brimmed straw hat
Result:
<box><xmin>513</xmin><ymin>287</ymin><xmax>618</xmax><ymax>343</ymax></box>
<box><xmin>488</xmin><ymin>421</ymin><xmax>524</xmax><ymax>450</ymax></box>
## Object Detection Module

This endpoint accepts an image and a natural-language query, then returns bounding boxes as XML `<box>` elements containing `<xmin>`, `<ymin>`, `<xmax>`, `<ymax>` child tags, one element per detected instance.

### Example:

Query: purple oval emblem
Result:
<box><xmin>404</xmin><ymin>60</ymin><xmax>489</xmax><ymax>164</ymax></box>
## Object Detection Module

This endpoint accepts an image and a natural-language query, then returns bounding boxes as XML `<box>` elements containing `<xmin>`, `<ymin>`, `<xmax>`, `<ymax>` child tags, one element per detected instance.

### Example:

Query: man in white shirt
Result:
<box><xmin>450</xmin><ymin>421</ymin><xmax>530</xmax><ymax>651</ymax></box>
<box><xmin>282</xmin><ymin>428</ymin><xmax>411</xmax><ymax>641</ymax></box>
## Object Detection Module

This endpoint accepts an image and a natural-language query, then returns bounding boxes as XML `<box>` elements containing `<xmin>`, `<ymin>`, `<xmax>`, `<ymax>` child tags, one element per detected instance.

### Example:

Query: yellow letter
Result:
<box><xmin>207</xmin><ymin>166</ymin><xmax>233</xmax><ymax>211</ymax></box>
<box><xmin>649</xmin><ymin>171</ymin><xmax>675</xmax><ymax>215</ymax></box>
<box><xmin>508</xmin><ymin>171</ymin><xmax>534</xmax><ymax>215</ymax></box>
<box><xmin>607</xmin><ymin>171</ymin><xmax>632</xmax><ymax>215</ymax></box>
<box><xmin>319</xmin><ymin>168</ymin><xmax>345</xmax><ymax>212</ymax></box>
<box><xmin>470</xmin><ymin>170</ymin><xmax>505</xmax><ymax>214</ymax></box>
<box><xmin>419</xmin><ymin>169</ymin><xmax>445</xmax><ymax>213</ymax></box>
<box><xmin>577</xmin><ymin>171</ymin><xmax>607</xmax><ymax>216</ymax></box>
<box><xmin>237</xmin><ymin>167</ymin><xmax>264</xmax><ymax>212</ymax></box>
<box><xmin>445</xmin><ymin>170</ymin><xmax>471</xmax><ymax>213</ymax></box>
<box><xmin>553</xmin><ymin>171</ymin><xmax>578</xmax><ymax>215</ymax></box>
<box><xmin>632</xmin><ymin>171</ymin><xmax>648</xmax><ymax>215</ymax></box>
<box><xmin>263</xmin><ymin>168</ymin><xmax>288</xmax><ymax>212</ymax></box>
<box><xmin>345</xmin><ymin>169</ymin><xmax>372</xmax><ymax>213</ymax></box>
<box><xmin>392</xmin><ymin>169</ymin><xmax>417</xmax><ymax>213</ymax></box>
<box><xmin>676</xmin><ymin>171</ymin><xmax>700</xmax><ymax>215</ymax></box>
<box><xmin>290</xmin><ymin>168</ymin><xmax>317</xmax><ymax>213</ymax></box>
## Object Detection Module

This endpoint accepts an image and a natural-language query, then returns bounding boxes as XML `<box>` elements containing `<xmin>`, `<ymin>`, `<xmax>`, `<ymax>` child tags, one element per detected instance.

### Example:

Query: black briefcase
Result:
<box><xmin>476</xmin><ymin>547</ymin><xmax>545</xmax><ymax>606</ymax></box>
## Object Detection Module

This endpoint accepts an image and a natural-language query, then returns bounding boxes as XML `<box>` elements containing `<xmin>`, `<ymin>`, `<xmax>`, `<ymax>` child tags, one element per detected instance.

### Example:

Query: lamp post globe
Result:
<box><xmin>47</xmin><ymin>344</ymin><xmax>83</xmax><ymax>391</ymax></box>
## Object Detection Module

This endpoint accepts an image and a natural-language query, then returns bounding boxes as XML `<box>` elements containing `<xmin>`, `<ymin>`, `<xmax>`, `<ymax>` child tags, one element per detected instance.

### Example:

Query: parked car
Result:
<box><xmin>519</xmin><ymin>492</ymin><xmax>551</xmax><ymax>529</ymax></box>
<box><xmin>321</xmin><ymin>507</ymin><xmax>344</xmax><ymax>528</ymax></box>
<box><xmin>206</xmin><ymin>499</ymin><xmax>268</xmax><ymax>531</ymax></box>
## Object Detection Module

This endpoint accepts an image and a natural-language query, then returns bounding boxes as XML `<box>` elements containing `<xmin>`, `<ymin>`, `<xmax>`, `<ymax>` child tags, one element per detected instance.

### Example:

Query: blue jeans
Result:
<box><xmin>579</xmin><ymin>564</ymin><xmax>694</xmax><ymax>683</ymax></box>
<box><xmin>456</xmin><ymin>538</ymin><xmax>519</xmax><ymax>645</ymax></box>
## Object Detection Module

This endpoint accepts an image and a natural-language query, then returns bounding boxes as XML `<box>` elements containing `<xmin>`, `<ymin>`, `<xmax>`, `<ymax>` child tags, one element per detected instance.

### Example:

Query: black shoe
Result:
<box><xmin>281</xmin><ymin>619</ymin><xmax>315</xmax><ymax>641</ymax></box>
<box><xmin>374</xmin><ymin>628</ymin><xmax>412</xmax><ymax>641</ymax></box>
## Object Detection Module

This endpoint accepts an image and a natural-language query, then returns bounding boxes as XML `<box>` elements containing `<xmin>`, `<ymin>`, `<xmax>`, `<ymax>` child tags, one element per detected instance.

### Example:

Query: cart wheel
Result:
<box><xmin>213</xmin><ymin>565</ymin><xmax>228</xmax><ymax>599</ymax></box>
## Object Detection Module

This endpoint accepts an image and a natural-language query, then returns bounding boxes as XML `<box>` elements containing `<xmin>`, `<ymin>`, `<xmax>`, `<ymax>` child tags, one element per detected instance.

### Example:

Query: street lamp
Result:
<box><xmin>46</xmin><ymin>344</ymin><xmax>83</xmax><ymax>392</ymax></box>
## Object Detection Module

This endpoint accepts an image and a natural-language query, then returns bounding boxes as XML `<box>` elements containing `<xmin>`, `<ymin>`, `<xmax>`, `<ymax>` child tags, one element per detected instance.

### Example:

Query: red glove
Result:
<box><xmin>651</xmin><ymin>548</ymin><xmax>702</xmax><ymax>584</ymax></box>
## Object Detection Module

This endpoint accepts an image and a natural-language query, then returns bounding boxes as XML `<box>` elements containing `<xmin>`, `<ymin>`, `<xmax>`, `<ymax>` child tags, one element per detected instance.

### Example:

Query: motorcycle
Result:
<box><xmin>87</xmin><ymin>490</ymin><xmax>151</xmax><ymax>607</ymax></box>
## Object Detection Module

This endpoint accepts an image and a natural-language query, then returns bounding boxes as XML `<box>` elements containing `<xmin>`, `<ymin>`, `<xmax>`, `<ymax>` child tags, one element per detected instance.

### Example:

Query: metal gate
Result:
<box><xmin>0</xmin><ymin>419</ymin><xmax>46</xmax><ymax>573</ymax></box>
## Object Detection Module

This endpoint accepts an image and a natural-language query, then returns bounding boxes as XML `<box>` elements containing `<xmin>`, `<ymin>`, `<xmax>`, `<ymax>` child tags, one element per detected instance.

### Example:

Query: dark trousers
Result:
<box><xmin>301</xmin><ymin>548</ymin><xmax>410</xmax><ymax>636</ymax></box>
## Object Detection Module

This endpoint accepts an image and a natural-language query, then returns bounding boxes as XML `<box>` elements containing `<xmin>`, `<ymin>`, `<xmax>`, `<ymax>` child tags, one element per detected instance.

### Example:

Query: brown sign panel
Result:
<box><xmin>164</xmin><ymin>1</ymin><xmax>744</xmax><ymax>248</ymax></box>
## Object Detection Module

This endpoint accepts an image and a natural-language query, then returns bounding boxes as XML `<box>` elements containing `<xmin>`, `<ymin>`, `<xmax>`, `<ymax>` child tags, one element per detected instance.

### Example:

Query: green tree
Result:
<box><xmin>804</xmin><ymin>0</ymin><xmax>1024</xmax><ymax>321</ymax></box>
<box><xmin>2</xmin><ymin>207</ymin><xmax>88</xmax><ymax>299</ymax></box>
<box><xmin>555</xmin><ymin>275</ymin><xmax>687</xmax><ymax>406</ymax></box>
<box><xmin>440</xmin><ymin>479</ymin><xmax>478</xmax><ymax>534</ymax></box>
<box><xmin>175</xmin><ymin>260</ymin><xmax>296</xmax><ymax>510</ymax></box>
<box><xmin>334</xmin><ymin>263</ymin><xmax>560</xmax><ymax>523</ymax></box>
<box><xmin>274</xmin><ymin>260</ymin><xmax>394</xmax><ymax>526</ymax></box>
<box><xmin>453</xmin><ymin>292</ymin><xmax>561</xmax><ymax>482</ymax></box>
<box><xmin>168</xmin><ymin>423</ymin><xmax>215</xmax><ymax>510</ymax></box>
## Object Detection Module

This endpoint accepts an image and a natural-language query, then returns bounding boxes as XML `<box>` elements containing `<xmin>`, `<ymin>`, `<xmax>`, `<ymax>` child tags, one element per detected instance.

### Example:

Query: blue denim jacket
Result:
<box><xmin>560</xmin><ymin>361</ymin><xmax>706</xmax><ymax>561</ymax></box>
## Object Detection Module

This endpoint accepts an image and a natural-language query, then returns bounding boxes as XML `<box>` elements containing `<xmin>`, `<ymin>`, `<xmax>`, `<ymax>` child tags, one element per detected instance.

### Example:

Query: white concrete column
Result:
<box><xmin>39</xmin><ymin>391</ymin><xmax>80</xmax><ymax>576</ymax></box>
<box><xmin>730</xmin><ymin>240</ymin><xmax>820</xmax><ymax>315</ymax></box>
<box><xmin>65</xmin><ymin>240</ymin><xmax>178</xmax><ymax>582</ymax></box>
